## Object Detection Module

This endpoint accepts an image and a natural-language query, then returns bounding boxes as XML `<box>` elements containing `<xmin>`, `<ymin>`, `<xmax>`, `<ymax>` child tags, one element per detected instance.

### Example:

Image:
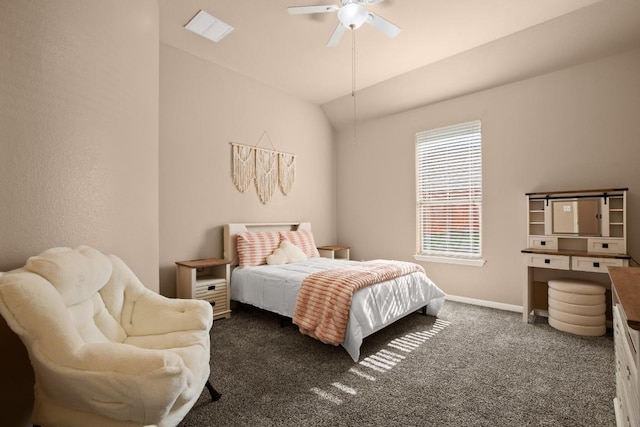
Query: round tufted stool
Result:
<box><xmin>547</xmin><ymin>278</ymin><xmax>606</xmax><ymax>336</ymax></box>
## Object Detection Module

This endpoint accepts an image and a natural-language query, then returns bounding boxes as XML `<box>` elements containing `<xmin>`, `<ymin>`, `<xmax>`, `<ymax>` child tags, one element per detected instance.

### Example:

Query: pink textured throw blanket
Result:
<box><xmin>293</xmin><ymin>260</ymin><xmax>425</xmax><ymax>345</ymax></box>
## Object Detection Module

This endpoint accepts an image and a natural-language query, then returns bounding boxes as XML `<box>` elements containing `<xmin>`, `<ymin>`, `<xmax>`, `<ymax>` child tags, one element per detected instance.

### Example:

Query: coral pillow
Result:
<box><xmin>267</xmin><ymin>240</ymin><xmax>308</xmax><ymax>265</ymax></box>
<box><xmin>236</xmin><ymin>231</ymin><xmax>281</xmax><ymax>267</ymax></box>
<box><xmin>280</xmin><ymin>230</ymin><xmax>320</xmax><ymax>258</ymax></box>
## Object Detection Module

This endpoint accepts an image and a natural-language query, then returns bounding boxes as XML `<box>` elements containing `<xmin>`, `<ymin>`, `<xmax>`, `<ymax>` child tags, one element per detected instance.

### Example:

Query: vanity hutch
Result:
<box><xmin>522</xmin><ymin>188</ymin><xmax>630</xmax><ymax>323</ymax></box>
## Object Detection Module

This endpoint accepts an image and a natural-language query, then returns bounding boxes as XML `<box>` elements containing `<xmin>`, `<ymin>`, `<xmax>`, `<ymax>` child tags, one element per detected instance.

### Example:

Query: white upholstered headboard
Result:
<box><xmin>223</xmin><ymin>222</ymin><xmax>312</xmax><ymax>267</ymax></box>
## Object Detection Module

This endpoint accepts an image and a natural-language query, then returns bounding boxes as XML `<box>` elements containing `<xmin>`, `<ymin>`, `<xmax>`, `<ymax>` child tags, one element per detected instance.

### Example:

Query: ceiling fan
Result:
<box><xmin>288</xmin><ymin>0</ymin><xmax>401</xmax><ymax>47</ymax></box>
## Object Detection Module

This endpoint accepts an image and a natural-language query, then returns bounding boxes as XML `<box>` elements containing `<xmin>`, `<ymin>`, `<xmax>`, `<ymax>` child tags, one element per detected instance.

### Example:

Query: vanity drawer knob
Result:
<box><xmin>593</xmin><ymin>262</ymin><xmax>600</xmax><ymax>268</ymax></box>
<box><xmin>541</xmin><ymin>241</ymin><xmax>546</xmax><ymax>246</ymax></box>
<box><xmin>602</xmin><ymin>243</ymin><xmax>609</xmax><ymax>249</ymax></box>
<box><xmin>544</xmin><ymin>259</ymin><xmax>551</xmax><ymax>264</ymax></box>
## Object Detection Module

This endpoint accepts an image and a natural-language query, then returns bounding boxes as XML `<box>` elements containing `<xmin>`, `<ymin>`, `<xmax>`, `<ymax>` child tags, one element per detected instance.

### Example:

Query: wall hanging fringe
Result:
<box><xmin>231</xmin><ymin>143</ymin><xmax>255</xmax><ymax>193</ymax></box>
<box><xmin>230</xmin><ymin>133</ymin><xmax>296</xmax><ymax>204</ymax></box>
<box><xmin>255</xmin><ymin>149</ymin><xmax>277</xmax><ymax>204</ymax></box>
<box><xmin>278</xmin><ymin>152</ymin><xmax>295</xmax><ymax>195</ymax></box>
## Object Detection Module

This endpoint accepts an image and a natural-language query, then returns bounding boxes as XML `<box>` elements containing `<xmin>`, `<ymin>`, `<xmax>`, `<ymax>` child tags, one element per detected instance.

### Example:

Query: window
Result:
<box><xmin>415</xmin><ymin>120</ymin><xmax>484</xmax><ymax>266</ymax></box>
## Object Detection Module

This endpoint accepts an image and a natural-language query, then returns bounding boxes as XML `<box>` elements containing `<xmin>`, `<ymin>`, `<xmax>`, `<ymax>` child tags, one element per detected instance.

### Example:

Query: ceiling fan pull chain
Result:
<box><xmin>352</xmin><ymin>26</ymin><xmax>357</xmax><ymax>144</ymax></box>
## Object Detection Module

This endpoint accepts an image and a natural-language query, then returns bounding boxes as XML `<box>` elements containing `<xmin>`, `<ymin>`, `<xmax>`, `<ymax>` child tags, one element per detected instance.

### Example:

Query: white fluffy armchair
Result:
<box><xmin>0</xmin><ymin>246</ymin><xmax>217</xmax><ymax>427</ymax></box>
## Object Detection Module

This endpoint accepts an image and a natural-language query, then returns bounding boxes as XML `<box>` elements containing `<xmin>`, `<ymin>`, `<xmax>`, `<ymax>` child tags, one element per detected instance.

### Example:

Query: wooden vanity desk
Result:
<box><xmin>522</xmin><ymin>188</ymin><xmax>629</xmax><ymax>323</ymax></box>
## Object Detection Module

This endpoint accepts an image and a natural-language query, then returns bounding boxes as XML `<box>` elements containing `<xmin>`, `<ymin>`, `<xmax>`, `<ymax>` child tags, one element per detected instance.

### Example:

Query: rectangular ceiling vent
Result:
<box><xmin>184</xmin><ymin>10</ymin><xmax>233</xmax><ymax>43</ymax></box>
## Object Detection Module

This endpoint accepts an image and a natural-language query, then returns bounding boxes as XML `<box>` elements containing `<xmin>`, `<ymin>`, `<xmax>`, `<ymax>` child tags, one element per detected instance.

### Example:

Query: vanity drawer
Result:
<box><xmin>528</xmin><ymin>236</ymin><xmax>558</xmax><ymax>250</ymax></box>
<box><xmin>588</xmin><ymin>238</ymin><xmax>625</xmax><ymax>255</ymax></box>
<box><xmin>525</xmin><ymin>253</ymin><xmax>570</xmax><ymax>270</ymax></box>
<box><xmin>572</xmin><ymin>256</ymin><xmax>625</xmax><ymax>273</ymax></box>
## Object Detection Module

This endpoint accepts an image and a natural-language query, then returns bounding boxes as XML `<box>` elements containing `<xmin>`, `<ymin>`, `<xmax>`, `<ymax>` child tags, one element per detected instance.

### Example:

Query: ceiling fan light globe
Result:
<box><xmin>338</xmin><ymin>3</ymin><xmax>368</xmax><ymax>29</ymax></box>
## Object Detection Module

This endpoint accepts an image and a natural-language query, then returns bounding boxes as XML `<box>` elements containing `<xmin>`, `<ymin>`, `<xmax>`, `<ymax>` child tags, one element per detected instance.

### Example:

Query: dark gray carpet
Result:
<box><xmin>179</xmin><ymin>301</ymin><xmax>615</xmax><ymax>427</ymax></box>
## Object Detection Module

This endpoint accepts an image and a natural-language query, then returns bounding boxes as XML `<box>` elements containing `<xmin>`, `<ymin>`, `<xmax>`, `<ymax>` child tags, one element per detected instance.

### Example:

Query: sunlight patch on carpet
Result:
<box><xmin>349</xmin><ymin>367</ymin><xmax>376</xmax><ymax>381</ymax></box>
<box><xmin>332</xmin><ymin>382</ymin><xmax>357</xmax><ymax>395</ymax></box>
<box><xmin>309</xmin><ymin>318</ymin><xmax>450</xmax><ymax>405</ymax></box>
<box><xmin>310</xmin><ymin>387</ymin><xmax>343</xmax><ymax>404</ymax></box>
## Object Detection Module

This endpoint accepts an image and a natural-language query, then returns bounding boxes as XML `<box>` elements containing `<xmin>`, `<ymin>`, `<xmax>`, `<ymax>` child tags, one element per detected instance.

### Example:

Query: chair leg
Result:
<box><xmin>205</xmin><ymin>379</ymin><xmax>221</xmax><ymax>401</ymax></box>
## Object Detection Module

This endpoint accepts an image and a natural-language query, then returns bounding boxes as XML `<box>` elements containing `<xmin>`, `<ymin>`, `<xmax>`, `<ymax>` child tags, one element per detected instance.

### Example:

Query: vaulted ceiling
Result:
<box><xmin>159</xmin><ymin>1</ymin><xmax>640</xmax><ymax>128</ymax></box>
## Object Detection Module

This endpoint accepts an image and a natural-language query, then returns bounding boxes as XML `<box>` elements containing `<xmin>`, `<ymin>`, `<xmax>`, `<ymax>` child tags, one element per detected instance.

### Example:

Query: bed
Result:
<box><xmin>223</xmin><ymin>222</ymin><xmax>446</xmax><ymax>361</ymax></box>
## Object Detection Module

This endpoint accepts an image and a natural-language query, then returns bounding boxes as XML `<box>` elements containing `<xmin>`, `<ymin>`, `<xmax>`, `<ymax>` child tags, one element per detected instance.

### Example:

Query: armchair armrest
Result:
<box><xmin>43</xmin><ymin>342</ymin><xmax>189</xmax><ymax>424</ymax></box>
<box><xmin>127</xmin><ymin>292</ymin><xmax>213</xmax><ymax>336</ymax></box>
<box><xmin>101</xmin><ymin>255</ymin><xmax>214</xmax><ymax>336</ymax></box>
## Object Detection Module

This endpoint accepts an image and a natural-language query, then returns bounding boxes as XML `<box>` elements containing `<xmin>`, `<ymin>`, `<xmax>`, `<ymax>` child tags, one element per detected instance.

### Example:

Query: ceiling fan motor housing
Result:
<box><xmin>338</xmin><ymin>3</ymin><xmax>369</xmax><ymax>28</ymax></box>
<box><xmin>288</xmin><ymin>0</ymin><xmax>399</xmax><ymax>47</ymax></box>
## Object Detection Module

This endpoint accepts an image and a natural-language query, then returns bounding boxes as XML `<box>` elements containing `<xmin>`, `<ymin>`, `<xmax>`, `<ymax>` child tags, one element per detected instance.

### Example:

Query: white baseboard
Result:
<box><xmin>444</xmin><ymin>298</ymin><xmax>613</xmax><ymax>329</ymax></box>
<box><xmin>445</xmin><ymin>294</ymin><xmax>522</xmax><ymax>313</ymax></box>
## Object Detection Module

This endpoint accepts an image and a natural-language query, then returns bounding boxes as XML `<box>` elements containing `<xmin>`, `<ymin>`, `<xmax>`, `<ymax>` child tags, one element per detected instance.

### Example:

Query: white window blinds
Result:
<box><xmin>416</xmin><ymin>120</ymin><xmax>482</xmax><ymax>258</ymax></box>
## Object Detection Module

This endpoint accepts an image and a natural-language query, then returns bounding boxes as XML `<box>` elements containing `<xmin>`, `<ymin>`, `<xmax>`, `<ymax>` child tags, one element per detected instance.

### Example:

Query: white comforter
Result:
<box><xmin>230</xmin><ymin>257</ymin><xmax>446</xmax><ymax>361</ymax></box>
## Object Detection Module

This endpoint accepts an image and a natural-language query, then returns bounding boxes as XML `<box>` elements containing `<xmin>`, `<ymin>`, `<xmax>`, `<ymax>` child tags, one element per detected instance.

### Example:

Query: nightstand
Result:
<box><xmin>175</xmin><ymin>258</ymin><xmax>231</xmax><ymax>320</ymax></box>
<box><xmin>317</xmin><ymin>245</ymin><xmax>350</xmax><ymax>260</ymax></box>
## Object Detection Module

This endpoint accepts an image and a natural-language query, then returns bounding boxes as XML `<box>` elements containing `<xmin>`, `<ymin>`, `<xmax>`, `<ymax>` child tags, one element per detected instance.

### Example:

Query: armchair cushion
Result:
<box><xmin>26</xmin><ymin>246</ymin><xmax>112</xmax><ymax>306</ymax></box>
<box><xmin>0</xmin><ymin>246</ymin><xmax>213</xmax><ymax>427</ymax></box>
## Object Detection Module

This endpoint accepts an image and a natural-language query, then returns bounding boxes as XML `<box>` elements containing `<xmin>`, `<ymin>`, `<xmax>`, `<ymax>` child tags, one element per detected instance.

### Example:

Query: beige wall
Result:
<box><xmin>335</xmin><ymin>48</ymin><xmax>640</xmax><ymax>307</ymax></box>
<box><xmin>0</xmin><ymin>1</ymin><xmax>160</xmax><ymax>425</ymax></box>
<box><xmin>158</xmin><ymin>43</ymin><xmax>336</xmax><ymax>297</ymax></box>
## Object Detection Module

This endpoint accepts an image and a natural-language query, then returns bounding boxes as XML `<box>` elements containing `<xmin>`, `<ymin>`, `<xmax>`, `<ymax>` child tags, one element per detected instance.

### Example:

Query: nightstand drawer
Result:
<box><xmin>525</xmin><ymin>253</ymin><xmax>570</xmax><ymax>270</ymax></box>
<box><xmin>209</xmin><ymin>294</ymin><xmax>229</xmax><ymax>312</ymax></box>
<box><xmin>195</xmin><ymin>278</ymin><xmax>227</xmax><ymax>301</ymax></box>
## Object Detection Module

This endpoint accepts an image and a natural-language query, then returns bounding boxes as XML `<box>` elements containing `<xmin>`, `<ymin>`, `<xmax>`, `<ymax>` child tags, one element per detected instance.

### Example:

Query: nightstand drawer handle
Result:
<box><xmin>544</xmin><ymin>259</ymin><xmax>550</xmax><ymax>264</ymax></box>
<box><xmin>208</xmin><ymin>285</ymin><xmax>216</xmax><ymax>291</ymax></box>
<box><xmin>593</xmin><ymin>262</ymin><xmax>600</xmax><ymax>268</ymax></box>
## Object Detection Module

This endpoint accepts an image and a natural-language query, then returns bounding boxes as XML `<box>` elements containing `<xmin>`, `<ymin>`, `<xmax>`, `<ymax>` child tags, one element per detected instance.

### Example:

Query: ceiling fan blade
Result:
<box><xmin>366</xmin><ymin>12</ymin><xmax>401</xmax><ymax>38</ymax></box>
<box><xmin>287</xmin><ymin>5</ymin><xmax>340</xmax><ymax>15</ymax></box>
<box><xmin>326</xmin><ymin>23</ymin><xmax>347</xmax><ymax>47</ymax></box>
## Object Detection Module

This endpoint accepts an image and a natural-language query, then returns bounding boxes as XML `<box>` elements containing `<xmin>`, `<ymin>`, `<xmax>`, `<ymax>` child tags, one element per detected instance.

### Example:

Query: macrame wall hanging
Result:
<box><xmin>230</xmin><ymin>131</ymin><xmax>296</xmax><ymax>204</ymax></box>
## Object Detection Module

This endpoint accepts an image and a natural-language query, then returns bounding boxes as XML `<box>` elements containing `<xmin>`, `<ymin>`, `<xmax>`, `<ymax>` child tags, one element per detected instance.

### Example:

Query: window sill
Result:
<box><xmin>413</xmin><ymin>254</ymin><xmax>486</xmax><ymax>267</ymax></box>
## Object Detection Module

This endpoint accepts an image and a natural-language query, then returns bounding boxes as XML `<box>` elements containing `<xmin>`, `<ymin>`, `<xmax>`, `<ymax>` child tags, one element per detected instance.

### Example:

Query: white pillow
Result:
<box><xmin>266</xmin><ymin>240</ymin><xmax>308</xmax><ymax>265</ymax></box>
<box><xmin>266</xmin><ymin>247</ymin><xmax>287</xmax><ymax>265</ymax></box>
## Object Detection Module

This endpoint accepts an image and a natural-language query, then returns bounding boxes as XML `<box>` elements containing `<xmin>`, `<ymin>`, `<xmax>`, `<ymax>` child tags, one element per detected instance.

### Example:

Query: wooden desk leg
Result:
<box><xmin>524</xmin><ymin>266</ymin><xmax>535</xmax><ymax>323</ymax></box>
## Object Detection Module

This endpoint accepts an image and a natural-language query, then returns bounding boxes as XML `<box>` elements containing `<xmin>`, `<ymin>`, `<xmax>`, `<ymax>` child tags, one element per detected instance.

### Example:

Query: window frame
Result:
<box><xmin>414</xmin><ymin>120</ymin><xmax>486</xmax><ymax>267</ymax></box>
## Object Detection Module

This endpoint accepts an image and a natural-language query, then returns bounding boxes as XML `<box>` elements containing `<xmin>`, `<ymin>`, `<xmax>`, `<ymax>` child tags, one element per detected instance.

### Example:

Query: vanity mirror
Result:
<box><xmin>551</xmin><ymin>198</ymin><xmax>601</xmax><ymax>236</ymax></box>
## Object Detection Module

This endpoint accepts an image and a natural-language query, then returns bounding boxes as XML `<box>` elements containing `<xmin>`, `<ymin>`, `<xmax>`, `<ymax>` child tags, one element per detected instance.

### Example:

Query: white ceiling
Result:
<box><xmin>159</xmin><ymin>1</ymin><xmax>640</xmax><ymax>128</ymax></box>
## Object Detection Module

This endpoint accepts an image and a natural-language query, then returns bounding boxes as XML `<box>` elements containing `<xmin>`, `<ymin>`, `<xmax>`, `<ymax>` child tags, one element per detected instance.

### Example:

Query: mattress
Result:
<box><xmin>230</xmin><ymin>257</ymin><xmax>446</xmax><ymax>361</ymax></box>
